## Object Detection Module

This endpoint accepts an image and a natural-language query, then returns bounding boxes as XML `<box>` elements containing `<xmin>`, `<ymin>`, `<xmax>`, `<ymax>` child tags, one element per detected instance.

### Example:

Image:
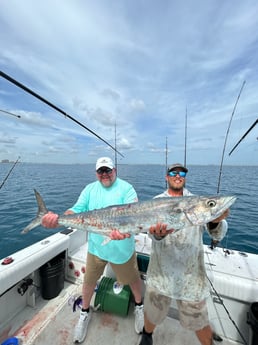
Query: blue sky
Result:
<box><xmin>0</xmin><ymin>0</ymin><xmax>257</xmax><ymax>165</ymax></box>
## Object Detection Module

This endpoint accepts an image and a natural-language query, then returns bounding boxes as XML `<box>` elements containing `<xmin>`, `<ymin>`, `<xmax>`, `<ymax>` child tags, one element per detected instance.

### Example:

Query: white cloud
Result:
<box><xmin>0</xmin><ymin>0</ymin><xmax>257</xmax><ymax>165</ymax></box>
<box><xmin>129</xmin><ymin>99</ymin><xmax>146</xmax><ymax>111</ymax></box>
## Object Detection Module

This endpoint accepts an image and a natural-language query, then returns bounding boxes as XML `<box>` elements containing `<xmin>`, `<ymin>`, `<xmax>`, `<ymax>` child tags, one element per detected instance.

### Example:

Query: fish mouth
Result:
<box><xmin>220</xmin><ymin>195</ymin><xmax>237</xmax><ymax>210</ymax></box>
<box><xmin>209</xmin><ymin>195</ymin><xmax>237</xmax><ymax>221</ymax></box>
<box><xmin>185</xmin><ymin>195</ymin><xmax>237</xmax><ymax>225</ymax></box>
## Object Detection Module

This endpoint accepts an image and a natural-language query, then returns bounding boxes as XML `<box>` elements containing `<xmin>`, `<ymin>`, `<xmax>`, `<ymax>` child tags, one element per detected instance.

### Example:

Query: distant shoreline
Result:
<box><xmin>0</xmin><ymin>161</ymin><xmax>257</xmax><ymax>167</ymax></box>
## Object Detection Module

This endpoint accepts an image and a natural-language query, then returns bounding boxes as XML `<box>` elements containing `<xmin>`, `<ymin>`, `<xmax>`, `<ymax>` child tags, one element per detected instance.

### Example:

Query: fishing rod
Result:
<box><xmin>212</xmin><ymin>81</ymin><xmax>249</xmax><ymax>344</ymax></box>
<box><xmin>0</xmin><ymin>156</ymin><xmax>20</xmax><ymax>190</ymax></box>
<box><xmin>217</xmin><ymin>80</ymin><xmax>246</xmax><ymax>194</ymax></box>
<box><xmin>0</xmin><ymin>70</ymin><xmax>124</xmax><ymax>158</ymax></box>
<box><xmin>184</xmin><ymin>107</ymin><xmax>187</xmax><ymax>167</ymax></box>
<box><xmin>165</xmin><ymin>136</ymin><xmax>168</xmax><ymax>189</ymax></box>
<box><xmin>114</xmin><ymin>121</ymin><xmax>118</xmax><ymax>172</ymax></box>
<box><xmin>0</xmin><ymin>109</ymin><xmax>21</xmax><ymax>118</ymax></box>
<box><xmin>164</xmin><ymin>105</ymin><xmax>187</xmax><ymax>189</ymax></box>
<box><xmin>228</xmin><ymin>118</ymin><xmax>258</xmax><ymax>156</ymax></box>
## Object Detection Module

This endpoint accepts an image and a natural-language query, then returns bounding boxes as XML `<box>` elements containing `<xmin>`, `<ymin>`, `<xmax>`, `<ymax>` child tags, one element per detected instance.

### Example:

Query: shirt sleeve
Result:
<box><xmin>69</xmin><ymin>186</ymin><xmax>90</xmax><ymax>213</ymax></box>
<box><xmin>123</xmin><ymin>184</ymin><xmax>138</xmax><ymax>203</ymax></box>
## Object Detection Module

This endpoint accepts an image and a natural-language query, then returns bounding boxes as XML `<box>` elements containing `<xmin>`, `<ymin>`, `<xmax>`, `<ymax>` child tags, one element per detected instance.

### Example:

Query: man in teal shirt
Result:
<box><xmin>42</xmin><ymin>157</ymin><xmax>144</xmax><ymax>343</ymax></box>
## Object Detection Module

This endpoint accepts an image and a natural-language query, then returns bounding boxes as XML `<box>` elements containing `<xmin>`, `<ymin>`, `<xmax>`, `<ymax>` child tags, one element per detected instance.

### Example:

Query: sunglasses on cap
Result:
<box><xmin>168</xmin><ymin>171</ymin><xmax>187</xmax><ymax>178</ymax></box>
<box><xmin>96</xmin><ymin>167</ymin><xmax>113</xmax><ymax>175</ymax></box>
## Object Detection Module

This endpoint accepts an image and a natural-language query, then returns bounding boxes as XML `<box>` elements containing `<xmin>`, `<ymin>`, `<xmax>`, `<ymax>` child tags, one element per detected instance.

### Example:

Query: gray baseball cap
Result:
<box><xmin>167</xmin><ymin>163</ymin><xmax>188</xmax><ymax>173</ymax></box>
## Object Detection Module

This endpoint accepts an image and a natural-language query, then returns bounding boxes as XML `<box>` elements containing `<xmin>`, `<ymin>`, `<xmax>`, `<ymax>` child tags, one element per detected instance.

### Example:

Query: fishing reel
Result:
<box><xmin>210</xmin><ymin>239</ymin><xmax>219</xmax><ymax>250</ymax></box>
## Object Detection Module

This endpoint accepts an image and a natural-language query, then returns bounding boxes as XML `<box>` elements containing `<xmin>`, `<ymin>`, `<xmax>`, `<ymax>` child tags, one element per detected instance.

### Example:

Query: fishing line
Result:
<box><xmin>0</xmin><ymin>156</ymin><xmax>20</xmax><ymax>190</ymax></box>
<box><xmin>0</xmin><ymin>70</ymin><xmax>124</xmax><ymax>157</ymax></box>
<box><xmin>206</xmin><ymin>273</ymin><xmax>248</xmax><ymax>345</ymax></box>
<box><xmin>0</xmin><ymin>109</ymin><xmax>21</xmax><ymax>118</ymax></box>
<box><xmin>217</xmin><ymin>80</ymin><xmax>246</xmax><ymax>194</ymax></box>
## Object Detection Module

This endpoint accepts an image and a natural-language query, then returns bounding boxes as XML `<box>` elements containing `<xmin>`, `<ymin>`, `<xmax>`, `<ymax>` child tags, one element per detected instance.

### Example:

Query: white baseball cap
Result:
<box><xmin>96</xmin><ymin>157</ymin><xmax>115</xmax><ymax>170</ymax></box>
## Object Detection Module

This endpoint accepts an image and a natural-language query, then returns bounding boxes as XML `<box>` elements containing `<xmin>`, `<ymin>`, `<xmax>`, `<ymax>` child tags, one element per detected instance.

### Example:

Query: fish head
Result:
<box><xmin>178</xmin><ymin>195</ymin><xmax>237</xmax><ymax>226</ymax></box>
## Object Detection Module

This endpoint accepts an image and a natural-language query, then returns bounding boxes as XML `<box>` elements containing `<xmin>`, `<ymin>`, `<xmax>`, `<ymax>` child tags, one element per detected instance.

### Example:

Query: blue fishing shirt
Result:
<box><xmin>69</xmin><ymin>177</ymin><xmax>138</xmax><ymax>264</ymax></box>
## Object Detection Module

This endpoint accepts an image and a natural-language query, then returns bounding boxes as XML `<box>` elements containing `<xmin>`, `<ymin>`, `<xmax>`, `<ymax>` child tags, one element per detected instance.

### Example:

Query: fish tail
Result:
<box><xmin>21</xmin><ymin>189</ymin><xmax>49</xmax><ymax>234</ymax></box>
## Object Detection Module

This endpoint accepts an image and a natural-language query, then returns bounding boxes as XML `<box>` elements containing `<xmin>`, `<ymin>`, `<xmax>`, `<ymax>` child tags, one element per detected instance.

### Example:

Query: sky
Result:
<box><xmin>0</xmin><ymin>0</ymin><xmax>257</xmax><ymax>166</ymax></box>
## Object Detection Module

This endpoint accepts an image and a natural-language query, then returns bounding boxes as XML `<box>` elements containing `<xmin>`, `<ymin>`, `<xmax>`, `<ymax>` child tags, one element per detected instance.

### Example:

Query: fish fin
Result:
<box><xmin>21</xmin><ymin>217</ymin><xmax>42</xmax><ymax>234</ymax></box>
<box><xmin>101</xmin><ymin>237</ymin><xmax>112</xmax><ymax>246</ymax></box>
<box><xmin>34</xmin><ymin>189</ymin><xmax>48</xmax><ymax>214</ymax></box>
<box><xmin>21</xmin><ymin>189</ymin><xmax>49</xmax><ymax>234</ymax></box>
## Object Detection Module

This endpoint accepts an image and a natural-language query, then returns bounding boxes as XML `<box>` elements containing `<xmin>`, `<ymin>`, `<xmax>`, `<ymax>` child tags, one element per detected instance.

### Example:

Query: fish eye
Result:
<box><xmin>207</xmin><ymin>199</ymin><xmax>217</xmax><ymax>208</ymax></box>
<box><xmin>175</xmin><ymin>208</ymin><xmax>182</xmax><ymax>213</ymax></box>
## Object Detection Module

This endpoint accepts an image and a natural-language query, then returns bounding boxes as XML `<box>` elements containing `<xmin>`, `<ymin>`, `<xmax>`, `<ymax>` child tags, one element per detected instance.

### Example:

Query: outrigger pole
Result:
<box><xmin>228</xmin><ymin>118</ymin><xmax>258</xmax><ymax>156</ymax></box>
<box><xmin>0</xmin><ymin>70</ymin><xmax>124</xmax><ymax>158</ymax></box>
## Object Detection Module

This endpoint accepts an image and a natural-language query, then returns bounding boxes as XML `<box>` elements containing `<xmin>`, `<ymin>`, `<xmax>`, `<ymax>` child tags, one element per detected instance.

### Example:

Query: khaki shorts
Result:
<box><xmin>84</xmin><ymin>252</ymin><xmax>140</xmax><ymax>285</ymax></box>
<box><xmin>144</xmin><ymin>286</ymin><xmax>209</xmax><ymax>331</ymax></box>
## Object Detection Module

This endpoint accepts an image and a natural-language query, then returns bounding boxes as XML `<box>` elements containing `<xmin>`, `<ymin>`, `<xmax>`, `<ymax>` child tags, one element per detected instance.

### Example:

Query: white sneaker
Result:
<box><xmin>134</xmin><ymin>304</ymin><xmax>144</xmax><ymax>334</ymax></box>
<box><xmin>73</xmin><ymin>309</ymin><xmax>92</xmax><ymax>343</ymax></box>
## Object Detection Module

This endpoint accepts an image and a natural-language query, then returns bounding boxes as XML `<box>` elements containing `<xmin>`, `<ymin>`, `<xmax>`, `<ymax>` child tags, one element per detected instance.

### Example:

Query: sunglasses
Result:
<box><xmin>96</xmin><ymin>167</ymin><xmax>113</xmax><ymax>175</ymax></box>
<box><xmin>168</xmin><ymin>171</ymin><xmax>187</xmax><ymax>178</ymax></box>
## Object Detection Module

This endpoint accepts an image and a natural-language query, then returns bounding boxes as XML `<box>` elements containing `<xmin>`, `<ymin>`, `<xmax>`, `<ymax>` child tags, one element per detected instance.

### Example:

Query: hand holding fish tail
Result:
<box><xmin>149</xmin><ymin>222</ymin><xmax>175</xmax><ymax>239</ymax></box>
<box><xmin>109</xmin><ymin>229</ymin><xmax>131</xmax><ymax>240</ymax></box>
<box><xmin>41</xmin><ymin>212</ymin><xmax>59</xmax><ymax>228</ymax></box>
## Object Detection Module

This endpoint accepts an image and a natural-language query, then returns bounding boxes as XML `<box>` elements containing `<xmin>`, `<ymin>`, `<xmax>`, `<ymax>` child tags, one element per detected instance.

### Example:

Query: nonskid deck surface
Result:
<box><xmin>22</xmin><ymin>288</ymin><xmax>237</xmax><ymax>345</ymax></box>
<box><xmin>31</xmin><ymin>302</ymin><xmax>202</xmax><ymax>345</ymax></box>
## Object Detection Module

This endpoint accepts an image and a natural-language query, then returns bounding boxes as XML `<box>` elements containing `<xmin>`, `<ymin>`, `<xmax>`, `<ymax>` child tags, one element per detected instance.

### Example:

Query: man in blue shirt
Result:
<box><xmin>42</xmin><ymin>157</ymin><xmax>144</xmax><ymax>343</ymax></box>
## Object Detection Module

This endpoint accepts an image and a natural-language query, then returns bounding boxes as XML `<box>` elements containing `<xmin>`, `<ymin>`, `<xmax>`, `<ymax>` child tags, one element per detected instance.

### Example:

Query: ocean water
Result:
<box><xmin>0</xmin><ymin>163</ymin><xmax>257</xmax><ymax>259</ymax></box>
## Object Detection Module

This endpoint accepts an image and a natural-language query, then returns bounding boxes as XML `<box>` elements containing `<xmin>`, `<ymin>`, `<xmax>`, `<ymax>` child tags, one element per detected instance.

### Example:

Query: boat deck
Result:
<box><xmin>7</xmin><ymin>280</ymin><xmax>239</xmax><ymax>345</ymax></box>
<box><xmin>2</xmin><ymin>233</ymin><xmax>253</xmax><ymax>345</ymax></box>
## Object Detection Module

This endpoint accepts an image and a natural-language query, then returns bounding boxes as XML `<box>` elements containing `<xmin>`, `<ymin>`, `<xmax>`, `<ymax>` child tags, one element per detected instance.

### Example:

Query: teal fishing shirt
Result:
<box><xmin>69</xmin><ymin>177</ymin><xmax>138</xmax><ymax>264</ymax></box>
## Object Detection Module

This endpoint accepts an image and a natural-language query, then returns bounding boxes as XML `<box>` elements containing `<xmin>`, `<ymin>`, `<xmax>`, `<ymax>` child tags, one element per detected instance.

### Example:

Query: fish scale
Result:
<box><xmin>21</xmin><ymin>190</ymin><xmax>237</xmax><ymax>237</ymax></box>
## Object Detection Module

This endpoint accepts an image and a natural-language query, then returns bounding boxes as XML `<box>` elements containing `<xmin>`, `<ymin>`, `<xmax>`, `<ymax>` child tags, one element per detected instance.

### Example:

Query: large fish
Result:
<box><xmin>21</xmin><ymin>189</ymin><xmax>236</xmax><ymax>236</ymax></box>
